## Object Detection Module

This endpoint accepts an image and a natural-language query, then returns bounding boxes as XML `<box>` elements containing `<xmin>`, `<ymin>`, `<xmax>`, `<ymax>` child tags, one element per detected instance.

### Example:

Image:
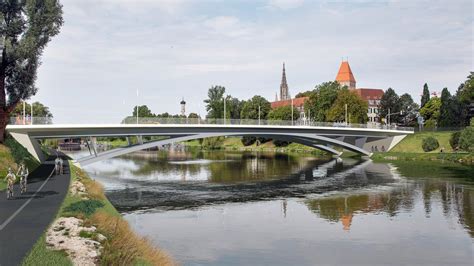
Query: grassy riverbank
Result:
<box><xmin>23</xmin><ymin>163</ymin><xmax>174</xmax><ymax>266</ymax></box>
<box><xmin>184</xmin><ymin>137</ymin><xmax>329</xmax><ymax>155</ymax></box>
<box><xmin>0</xmin><ymin>137</ymin><xmax>40</xmax><ymax>191</ymax></box>
<box><xmin>372</xmin><ymin>131</ymin><xmax>474</xmax><ymax>165</ymax></box>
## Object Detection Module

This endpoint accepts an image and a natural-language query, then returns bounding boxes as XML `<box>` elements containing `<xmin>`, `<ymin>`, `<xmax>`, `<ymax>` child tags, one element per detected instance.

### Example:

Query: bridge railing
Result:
<box><xmin>8</xmin><ymin>116</ymin><xmax>414</xmax><ymax>132</ymax></box>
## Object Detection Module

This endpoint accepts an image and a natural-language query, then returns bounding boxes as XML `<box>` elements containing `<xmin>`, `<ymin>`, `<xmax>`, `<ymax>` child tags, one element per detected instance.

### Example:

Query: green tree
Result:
<box><xmin>421</xmin><ymin>83</ymin><xmax>430</xmax><ymax>108</ymax></box>
<box><xmin>204</xmin><ymin>85</ymin><xmax>225</xmax><ymax>119</ymax></box>
<box><xmin>0</xmin><ymin>0</ymin><xmax>63</xmax><ymax>142</ymax></box>
<box><xmin>268</xmin><ymin>105</ymin><xmax>292</xmax><ymax>121</ymax></box>
<box><xmin>295</xmin><ymin>90</ymin><xmax>312</xmax><ymax>98</ymax></box>
<box><xmin>457</xmin><ymin>72</ymin><xmax>474</xmax><ymax>126</ymax></box>
<box><xmin>304</xmin><ymin>81</ymin><xmax>343</xmax><ymax>122</ymax></box>
<box><xmin>11</xmin><ymin>101</ymin><xmax>53</xmax><ymax>118</ymax></box>
<box><xmin>188</xmin><ymin>113</ymin><xmax>199</xmax><ymax>119</ymax></box>
<box><xmin>379</xmin><ymin>88</ymin><xmax>401</xmax><ymax>124</ymax></box>
<box><xmin>132</xmin><ymin>105</ymin><xmax>155</xmax><ymax>117</ymax></box>
<box><xmin>327</xmin><ymin>89</ymin><xmax>368</xmax><ymax>123</ymax></box>
<box><xmin>420</xmin><ymin>97</ymin><xmax>441</xmax><ymax>128</ymax></box>
<box><xmin>240</xmin><ymin>95</ymin><xmax>271</xmax><ymax>120</ymax></box>
<box><xmin>449</xmin><ymin>131</ymin><xmax>461</xmax><ymax>150</ymax></box>
<box><xmin>226</xmin><ymin>96</ymin><xmax>243</xmax><ymax>120</ymax></box>
<box><xmin>438</xmin><ymin>88</ymin><xmax>459</xmax><ymax>127</ymax></box>
<box><xmin>399</xmin><ymin>93</ymin><xmax>419</xmax><ymax>126</ymax></box>
<box><xmin>459</xmin><ymin>119</ymin><xmax>474</xmax><ymax>151</ymax></box>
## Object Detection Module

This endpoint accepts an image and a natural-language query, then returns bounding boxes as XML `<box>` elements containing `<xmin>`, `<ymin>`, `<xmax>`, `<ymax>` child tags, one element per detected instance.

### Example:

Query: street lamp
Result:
<box><xmin>223</xmin><ymin>96</ymin><xmax>226</xmax><ymax>125</ymax></box>
<box><xmin>258</xmin><ymin>105</ymin><xmax>261</xmax><ymax>125</ymax></box>
<box><xmin>291</xmin><ymin>98</ymin><xmax>294</xmax><ymax>126</ymax></box>
<box><xmin>386</xmin><ymin>108</ymin><xmax>403</xmax><ymax>126</ymax></box>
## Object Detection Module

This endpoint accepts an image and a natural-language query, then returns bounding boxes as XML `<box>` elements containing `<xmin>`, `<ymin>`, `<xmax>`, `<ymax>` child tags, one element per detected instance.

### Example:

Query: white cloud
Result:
<box><xmin>33</xmin><ymin>0</ymin><xmax>473</xmax><ymax>122</ymax></box>
<box><xmin>267</xmin><ymin>0</ymin><xmax>305</xmax><ymax>10</ymax></box>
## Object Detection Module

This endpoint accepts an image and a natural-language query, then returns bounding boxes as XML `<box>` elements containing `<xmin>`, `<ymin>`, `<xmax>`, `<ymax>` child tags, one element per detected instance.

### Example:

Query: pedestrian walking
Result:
<box><xmin>54</xmin><ymin>156</ymin><xmax>60</xmax><ymax>176</ymax></box>
<box><xmin>59</xmin><ymin>157</ymin><xmax>64</xmax><ymax>175</ymax></box>
<box><xmin>4</xmin><ymin>168</ymin><xmax>16</xmax><ymax>199</ymax></box>
<box><xmin>17</xmin><ymin>162</ymin><xmax>29</xmax><ymax>194</ymax></box>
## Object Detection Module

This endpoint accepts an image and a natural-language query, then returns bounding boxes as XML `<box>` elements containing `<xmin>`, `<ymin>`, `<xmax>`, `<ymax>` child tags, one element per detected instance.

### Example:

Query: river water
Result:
<box><xmin>73</xmin><ymin>150</ymin><xmax>474</xmax><ymax>265</ymax></box>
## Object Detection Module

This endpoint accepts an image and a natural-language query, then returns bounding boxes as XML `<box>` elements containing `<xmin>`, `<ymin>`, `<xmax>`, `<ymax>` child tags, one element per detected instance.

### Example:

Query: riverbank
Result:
<box><xmin>22</xmin><ymin>163</ymin><xmax>174</xmax><ymax>266</ymax></box>
<box><xmin>0</xmin><ymin>138</ymin><xmax>40</xmax><ymax>191</ymax></box>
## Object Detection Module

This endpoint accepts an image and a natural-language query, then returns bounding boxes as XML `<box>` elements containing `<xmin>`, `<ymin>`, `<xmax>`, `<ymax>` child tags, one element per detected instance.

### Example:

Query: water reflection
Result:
<box><xmin>71</xmin><ymin>149</ymin><xmax>474</xmax><ymax>265</ymax></box>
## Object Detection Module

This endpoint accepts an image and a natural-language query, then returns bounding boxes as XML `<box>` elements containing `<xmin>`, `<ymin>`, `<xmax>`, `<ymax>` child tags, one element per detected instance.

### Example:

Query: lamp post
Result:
<box><xmin>345</xmin><ymin>103</ymin><xmax>348</xmax><ymax>125</ymax></box>
<box><xmin>30</xmin><ymin>102</ymin><xmax>33</xmax><ymax>125</ymax></box>
<box><xmin>258</xmin><ymin>105</ymin><xmax>261</xmax><ymax>125</ymax></box>
<box><xmin>291</xmin><ymin>98</ymin><xmax>294</xmax><ymax>126</ymax></box>
<box><xmin>223</xmin><ymin>96</ymin><xmax>226</xmax><ymax>125</ymax></box>
<box><xmin>136</xmin><ymin>89</ymin><xmax>139</xmax><ymax>124</ymax></box>
<box><xmin>386</xmin><ymin>108</ymin><xmax>403</xmax><ymax>127</ymax></box>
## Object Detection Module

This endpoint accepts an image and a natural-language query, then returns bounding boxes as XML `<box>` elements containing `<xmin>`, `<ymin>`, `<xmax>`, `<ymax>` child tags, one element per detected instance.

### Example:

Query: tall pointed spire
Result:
<box><xmin>280</xmin><ymin>62</ymin><xmax>290</xmax><ymax>101</ymax></box>
<box><xmin>335</xmin><ymin>60</ymin><xmax>356</xmax><ymax>90</ymax></box>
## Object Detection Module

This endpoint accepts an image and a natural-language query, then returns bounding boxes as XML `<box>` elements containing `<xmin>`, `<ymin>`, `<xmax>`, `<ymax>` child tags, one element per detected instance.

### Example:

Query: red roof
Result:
<box><xmin>335</xmin><ymin>61</ymin><xmax>356</xmax><ymax>83</ymax></box>
<box><xmin>271</xmin><ymin>97</ymin><xmax>308</xmax><ymax>109</ymax></box>
<box><xmin>354</xmin><ymin>88</ymin><xmax>384</xmax><ymax>101</ymax></box>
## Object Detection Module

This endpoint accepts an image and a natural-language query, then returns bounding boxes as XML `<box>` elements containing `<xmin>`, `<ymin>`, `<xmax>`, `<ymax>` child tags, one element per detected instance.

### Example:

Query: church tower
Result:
<box><xmin>180</xmin><ymin>98</ymin><xmax>186</xmax><ymax>117</ymax></box>
<box><xmin>335</xmin><ymin>60</ymin><xmax>356</xmax><ymax>90</ymax></box>
<box><xmin>279</xmin><ymin>63</ymin><xmax>290</xmax><ymax>101</ymax></box>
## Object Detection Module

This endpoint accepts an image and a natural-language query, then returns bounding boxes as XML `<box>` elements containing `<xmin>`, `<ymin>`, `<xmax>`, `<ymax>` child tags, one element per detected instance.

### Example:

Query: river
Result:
<box><xmin>71</xmin><ymin>149</ymin><xmax>474</xmax><ymax>265</ymax></box>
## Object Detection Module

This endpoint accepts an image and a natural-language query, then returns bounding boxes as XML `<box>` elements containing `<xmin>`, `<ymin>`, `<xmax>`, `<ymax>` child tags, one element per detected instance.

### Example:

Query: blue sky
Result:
<box><xmin>32</xmin><ymin>0</ymin><xmax>473</xmax><ymax>123</ymax></box>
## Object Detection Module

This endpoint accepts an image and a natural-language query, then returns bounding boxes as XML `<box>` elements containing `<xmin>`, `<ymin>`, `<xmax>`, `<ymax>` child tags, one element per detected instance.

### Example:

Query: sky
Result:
<box><xmin>32</xmin><ymin>0</ymin><xmax>473</xmax><ymax>123</ymax></box>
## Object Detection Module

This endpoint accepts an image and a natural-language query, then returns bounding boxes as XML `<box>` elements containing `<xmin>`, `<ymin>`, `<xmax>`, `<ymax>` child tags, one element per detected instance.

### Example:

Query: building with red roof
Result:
<box><xmin>335</xmin><ymin>61</ymin><xmax>356</xmax><ymax>90</ymax></box>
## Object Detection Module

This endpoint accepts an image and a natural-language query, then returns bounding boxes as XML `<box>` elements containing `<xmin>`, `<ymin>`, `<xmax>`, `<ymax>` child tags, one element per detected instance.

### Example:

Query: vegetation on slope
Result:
<box><xmin>23</xmin><ymin>163</ymin><xmax>174</xmax><ymax>266</ymax></box>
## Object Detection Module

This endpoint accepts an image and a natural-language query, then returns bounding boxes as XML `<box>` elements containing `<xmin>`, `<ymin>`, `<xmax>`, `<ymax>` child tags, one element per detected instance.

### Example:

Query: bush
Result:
<box><xmin>273</xmin><ymin>139</ymin><xmax>290</xmax><ymax>147</ymax></box>
<box><xmin>241</xmin><ymin>136</ymin><xmax>256</xmax><ymax>146</ymax></box>
<box><xmin>449</xmin><ymin>131</ymin><xmax>461</xmax><ymax>150</ymax></box>
<box><xmin>459</xmin><ymin>126</ymin><xmax>474</xmax><ymax>152</ymax></box>
<box><xmin>422</xmin><ymin>136</ymin><xmax>439</xmax><ymax>152</ymax></box>
<box><xmin>64</xmin><ymin>200</ymin><xmax>104</xmax><ymax>216</ymax></box>
<box><xmin>201</xmin><ymin>137</ymin><xmax>224</xmax><ymax>149</ymax></box>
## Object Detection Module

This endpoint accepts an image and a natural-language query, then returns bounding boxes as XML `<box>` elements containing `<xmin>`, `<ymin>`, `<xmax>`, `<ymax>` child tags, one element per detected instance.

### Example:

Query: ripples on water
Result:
<box><xmin>71</xmin><ymin>150</ymin><xmax>474</xmax><ymax>265</ymax></box>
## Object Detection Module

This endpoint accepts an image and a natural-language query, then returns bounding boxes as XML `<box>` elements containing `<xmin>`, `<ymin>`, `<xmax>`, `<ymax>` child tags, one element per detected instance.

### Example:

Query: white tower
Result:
<box><xmin>180</xmin><ymin>98</ymin><xmax>186</xmax><ymax>117</ymax></box>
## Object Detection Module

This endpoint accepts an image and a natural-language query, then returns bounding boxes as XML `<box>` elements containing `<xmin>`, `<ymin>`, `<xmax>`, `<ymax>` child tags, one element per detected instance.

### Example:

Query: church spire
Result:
<box><xmin>280</xmin><ymin>62</ymin><xmax>289</xmax><ymax>101</ymax></box>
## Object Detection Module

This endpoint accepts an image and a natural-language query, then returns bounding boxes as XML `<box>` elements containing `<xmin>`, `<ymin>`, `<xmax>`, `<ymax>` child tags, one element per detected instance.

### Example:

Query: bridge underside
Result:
<box><xmin>7</xmin><ymin>125</ymin><xmax>409</xmax><ymax>166</ymax></box>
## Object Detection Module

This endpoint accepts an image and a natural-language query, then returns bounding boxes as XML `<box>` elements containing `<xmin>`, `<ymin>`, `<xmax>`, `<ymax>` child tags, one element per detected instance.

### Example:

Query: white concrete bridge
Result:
<box><xmin>6</xmin><ymin>118</ymin><xmax>413</xmax><ymax>166</ymax></box>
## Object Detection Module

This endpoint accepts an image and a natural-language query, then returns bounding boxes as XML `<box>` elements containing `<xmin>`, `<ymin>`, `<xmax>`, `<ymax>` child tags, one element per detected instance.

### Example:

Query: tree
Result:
<box><xmin>421</xmin><ymin>83</ymin><xmax>430</xmax><ymax>108</ymax></box>
<box><xmin>399</xmin><ymin>93</ymin><xmax>419</xmax><ymax>126</ymax></box>
<box><xmin>0</xmin><ymin>0</ymin><xmax>63</xmax><ymax>142</ymax></box>
<box><xmin>295</xmin><ymin>90</ymin><xmax>312</xmax><ymax>98</ymax></box>
<box><xmin>379</xmin><ymin>88</ymin><xmax>401</xmax><ymax>124</ymax></box>
<box><xmin>420</xmin><ymin>97</ymin><xmax>441</xmax><ymax>128</ymax></box>
<box><xmin>132</xmin><ymin>105</ymin><xmax>155</xmax><ymax>117</ymax></box>
<box><xmin>188</xmin><ymin>113</ymin><xmax>199</xmax><ymax>119</ymax></box>
<box><xmin>457</xmin><ymin>72</ymin><xmax>474</xmax><ymax>126</ymax></box>
<box><xmin>204</xmin><ymin>85</ymin><xmax>225</xmax><ymax>120</ymax></box>
<box><xmin>459</xmin><ymin>118</ymin><xmax>474</xmax><ymax>151</ymax></box>
<box><xmin>438</xmin><ymin>88</ymin><xmax>459</xmax><ymax>127</ymax></box>
<box><xmin>11</xmin><ymin>101</ymin><xmax>53</xmax><ymax>118</ymax></box>
<box><xmin>240</xmin><ymin>95</ymin><xmax>271</xmax><ymax>120</ymax></box>
<box><xmin>327</xmin><ymin>89</ymin><xmax>368</xmax><ymax>123</ymax></box>
<box><xmin>304</xmin><ymin>81</ymin><xmax>344</xmax><ymax>122</ymax></box>
<box><xmin>449</xmin><ymin>131</ymin><xmax>461</xmax><ymax>150</ymax></box>
<box><xmin>226</xmin><ymin>96</ymin><xmax>243</xmax><ymax>120</ymax></box>
<box><xmin>268</xmin><ymin>105</ymin><xmax>292</xmax><ymax>121</ymax></box>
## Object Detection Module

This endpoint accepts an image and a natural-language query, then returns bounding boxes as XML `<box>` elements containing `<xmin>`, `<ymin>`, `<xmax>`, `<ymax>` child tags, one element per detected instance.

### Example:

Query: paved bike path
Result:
<box><xmin>0</xmin><ymin>157</ymin><xmax>70</xmax><ymax>266</ymax></box>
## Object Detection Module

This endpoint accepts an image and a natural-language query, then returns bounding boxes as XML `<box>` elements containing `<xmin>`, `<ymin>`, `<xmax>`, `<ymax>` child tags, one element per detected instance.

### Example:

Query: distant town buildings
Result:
<box><xmin>271</xmin><ymin>63</ymin><xmax>308</xmax><ymax>119</ymax></box>
<box><xmin>335</xmin><ymin>60</ymin><xmax>384</xmax><ymax>124</ymax></box>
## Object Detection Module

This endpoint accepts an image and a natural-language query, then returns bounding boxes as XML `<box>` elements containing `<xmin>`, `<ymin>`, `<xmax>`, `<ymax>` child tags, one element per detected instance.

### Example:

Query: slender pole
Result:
<box><xmin>23</xmin><ymin>101</ymin><xmax>26</xmax><ymax>125</ymax></box>
<box><xmin>258</xmin><ymin>105</ymin><xmax>261</xmax><ymax>125</ymax></box>
<box><xmin>345</xmin><ymin>104</ymin><xmax>348</xmax><ymax>125</ymax></box>
<box><xmin>308</xmin><ymin>109</ymin><xmax>311</xmax><ymax>126</ymax></box>
<box><xmin>223</xmin><ymin>96</ymin><xmax>226</xmax><ymax>125</ymax></box>
<box><xmin>31</xmin><ymin>102</ymin><xmax>33</xmax><ymax>125</ymax></box>
<box><xmin>388</xmin><ymin>108</ymin><xmax>390</xmax><ymax>126</ymax></box>
<box><xmin>291</xmin><ymin>98</ymin><xmax>294</xmax><ymax>125</ymax></box>
<box><xmin>136</xmin><ymin>89</ymin><xmax>139</xmax><ymax>124</ymax></box>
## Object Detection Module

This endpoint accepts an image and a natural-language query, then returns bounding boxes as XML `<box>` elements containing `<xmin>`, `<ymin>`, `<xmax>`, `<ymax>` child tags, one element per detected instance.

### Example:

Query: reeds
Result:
<box><xmin>91</xmin><ymin>211</ymin><xmax>175</xmax><ymax>266</ymax></box>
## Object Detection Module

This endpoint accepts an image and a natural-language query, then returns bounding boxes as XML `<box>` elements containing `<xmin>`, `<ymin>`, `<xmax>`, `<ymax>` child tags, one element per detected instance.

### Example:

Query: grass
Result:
<box><xmin>372</xmin><ymin>130</ymin><xmax>474</xmax><ymax>165</ymax></box>
<box><xmin>24</xmin><ymin>163</ymin><xmax>175</xmax><ymax>265</ymax></box>
<box><xmin>0</xmin><ymin>137</ymin><xmax>41</xmax><ymax>191</ymax></box>
<box><xmin>390</xmin><ymin>131</ymin><xmax>455</xmax><ymax>153</ymax></box>
<box><xmin>184</xmin><ymin>136</ymin><xmax>329</xmax><ymax>156</ymax></box>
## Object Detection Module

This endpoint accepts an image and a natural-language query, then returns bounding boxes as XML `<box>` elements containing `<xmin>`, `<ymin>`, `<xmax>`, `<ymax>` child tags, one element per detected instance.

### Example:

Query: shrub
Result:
<box><xmin>273</xmin><ymin>139</ymin><xmax>290</xmax><ymax>147</ymax></box>
<box><xmin>422</xmin><ymin>136</ymin><xmax>439</xmax><ymax>152</ymax></box>
<box><xmin>241</xmin><ymin>136</ymin><xmax>256</xmax><ymax>146</ymax></box>
<box><xmin>201</xmin><ymin>137</ymin><xmax>225</xmax><ymax>149</ymax></box>
<box><xmin>64</xmin><ymin>200</ymin><xmax>104</xmax><ymax>216</ymax></box>
<box><xmin>449</xmin><ymin>131</ymin><xmax>461</xmax><ymax>150</ymax></box>
<box><xmin>459</xmin><ymin>126</ymin><xmax>474</xmax><ymax>152</ymax></box>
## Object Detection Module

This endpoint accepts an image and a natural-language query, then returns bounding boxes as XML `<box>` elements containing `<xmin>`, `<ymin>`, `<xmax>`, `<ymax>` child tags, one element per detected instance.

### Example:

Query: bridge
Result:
<box><xmin>6</xmin><ymin>118</ymin><xmax>413</xmax><ymax>166</ymax></box>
